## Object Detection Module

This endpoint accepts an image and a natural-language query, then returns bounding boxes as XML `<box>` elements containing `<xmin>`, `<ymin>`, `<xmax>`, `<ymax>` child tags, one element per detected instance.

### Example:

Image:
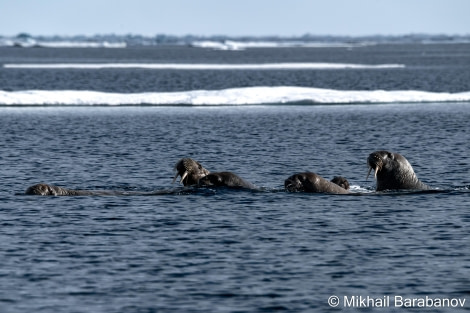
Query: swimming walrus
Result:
<box><xmin>25</xmin><ymin>183</ymin><xmax>116</xmax><ymax>196</ymax></box>
<box><xmin>367</xmin><ymin>150</ymin><xmax>430</xmax><ymax>191</ymax></box>
<box><xmin>330</xmin><ymin>176</ymin><xmax>350</xmax><ymax>190</ymax></box>
<box><xmin>173</xmin><ymin>157</ymin><xmax>255</xmax><ymax>189</ymax></box>
<box><xmin>284</xmin><ymin>172</ymin><xmax>350</xmax><ymax>194</ymax></box>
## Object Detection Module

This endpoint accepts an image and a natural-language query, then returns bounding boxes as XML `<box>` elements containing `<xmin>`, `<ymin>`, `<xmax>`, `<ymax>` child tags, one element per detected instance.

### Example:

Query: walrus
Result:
<box><xmin>173</xmin><ymin>158</ymin><xmax>210</xmax><ymax>186</ymax></box>
<box><xmin>284</xmin><ymin>172</ymin><xmax>350</xmax><ymax>194</ymax></box>
<box><xmin>330</xmin><ymin>176</ymin><xmax>350</xmax><ymax>190</ymax></box>
<box><xmin>25</xmin><ymin>183</ymin><xmax>116</xmax><ymax>196</ymax></box>
<box><xmin>24</xmin><ymin>183</ymin><xmax>184</xmax><ymax>196</ymax></box>
<box><xmin>198</xmin><ymin>172</ymin><xmax>256</xmax><ymax>189</ymax></box>
<box><xmin>367</xmin><ymin>150</ymin><xmax>430</xmax><ymax>191</ymax></box>
<box><xmin>173</xmin><ymin>157</ymin><xmax>256</xmax><ymax>189</ymax></box>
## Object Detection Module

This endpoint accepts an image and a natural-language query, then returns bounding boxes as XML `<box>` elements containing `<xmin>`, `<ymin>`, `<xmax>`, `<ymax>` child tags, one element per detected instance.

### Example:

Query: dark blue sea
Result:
<box><xmin>0</xmin><ymin>41</ymin><xmax>469</xmax><ymax>312</ymax></box>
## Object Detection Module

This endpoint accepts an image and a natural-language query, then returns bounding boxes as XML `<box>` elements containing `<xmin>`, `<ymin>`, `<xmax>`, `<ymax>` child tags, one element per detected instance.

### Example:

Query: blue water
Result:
<box><xmin>1</xmin><ymin>44</ymin><xmax>470</xmax><ymax>93</ymax></box>
<box><xmin>1</xmin><ymin>44</ymin><xmax>470</xmax><ymax>312</ymax></box>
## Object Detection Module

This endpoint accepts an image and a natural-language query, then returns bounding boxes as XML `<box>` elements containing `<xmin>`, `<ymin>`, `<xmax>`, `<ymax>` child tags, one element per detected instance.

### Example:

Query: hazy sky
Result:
<box><xmin>1</xmin><ymin>0</ymin><xmax>469</xmax><ymax>37</ymax></box>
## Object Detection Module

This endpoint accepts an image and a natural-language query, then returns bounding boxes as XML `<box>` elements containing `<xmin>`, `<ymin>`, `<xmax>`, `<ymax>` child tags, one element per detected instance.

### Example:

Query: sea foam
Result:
<box><xmin>1</xmin><ymin>87</ymin><xmax>470</xmax><ymax>106</ymax></box>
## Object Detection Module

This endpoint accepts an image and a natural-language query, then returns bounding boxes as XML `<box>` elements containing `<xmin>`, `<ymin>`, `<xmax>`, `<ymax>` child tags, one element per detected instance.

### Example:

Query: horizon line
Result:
<box><xmin>2</xmin><ymin>32</ymin><xmax>470</xmax><ymax>38</ymax></box>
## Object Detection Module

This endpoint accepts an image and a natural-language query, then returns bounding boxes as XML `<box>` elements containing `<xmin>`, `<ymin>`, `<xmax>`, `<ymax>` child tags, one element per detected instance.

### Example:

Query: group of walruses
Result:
<box><xmin>25</xmin><ymin>150</ymin><xmax>431</xmax><ymax>196</ymax></box>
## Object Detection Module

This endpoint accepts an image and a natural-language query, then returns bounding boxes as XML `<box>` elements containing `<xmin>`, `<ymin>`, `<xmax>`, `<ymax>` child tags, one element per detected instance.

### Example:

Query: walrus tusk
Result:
<box><xmin>179</xmin><ymin>171</ymin><xmax>188</xmax><ymax>183</ymax></box>
<box><xmin>366</xmin><ymin>166</ymin><xmax>380</xmax><ymax>180</ymax></box>
<box><xmin>172</xmin><ymin>172</ymin><xmax>179</xmax><ymax>184</ymax></box>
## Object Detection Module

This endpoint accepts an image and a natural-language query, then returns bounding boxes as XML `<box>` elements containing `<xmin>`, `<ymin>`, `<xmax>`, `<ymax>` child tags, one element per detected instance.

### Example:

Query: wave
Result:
<box><xmin>35</xmin><ymin>41</ymin><xmax>127</xmax><ymax>48</ymax></box>
<box><xmin>3</xmin><ymin>63</ymin><xmax>404</xmax><ymax>70</ymax></box>
<box><xmin>189</xmin><ymin>40</ymin><xmax>371</xmax><ymax>50</ymax></box>
<box><xmin>1</xmin><ymin>87</ymin><xmax>470</xmax><ymax>106</ymax></box>
<box><xmin>0</xmin><ymin>38</ymin><xmax>126</xmax><ymax>48</ymax></box>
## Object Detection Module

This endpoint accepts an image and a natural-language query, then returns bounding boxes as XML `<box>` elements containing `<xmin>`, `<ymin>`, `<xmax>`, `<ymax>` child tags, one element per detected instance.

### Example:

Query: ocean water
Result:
<box><xmin>1</xmin><ymin>43</ymin><xmax>470</xmax><ymax>312</ymax></box>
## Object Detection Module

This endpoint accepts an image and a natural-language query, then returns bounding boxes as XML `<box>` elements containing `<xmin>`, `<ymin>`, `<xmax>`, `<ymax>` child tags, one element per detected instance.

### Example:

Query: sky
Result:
<box><xmin>0</xmin><ymin>0</ymin><xmax>469</xmax><ymax>37</ymax></box>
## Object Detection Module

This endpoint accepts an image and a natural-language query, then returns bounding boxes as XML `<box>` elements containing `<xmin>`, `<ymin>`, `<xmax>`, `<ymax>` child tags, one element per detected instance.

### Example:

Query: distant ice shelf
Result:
<box><xmin>3</xmin><ymin>63</ymin><xmax>405</xmax><ymax>70</ymax></box>
<box><xmin>1</xmin><ymin>87</ymin><xmax>470</xmax><ymax>106</ymax></box>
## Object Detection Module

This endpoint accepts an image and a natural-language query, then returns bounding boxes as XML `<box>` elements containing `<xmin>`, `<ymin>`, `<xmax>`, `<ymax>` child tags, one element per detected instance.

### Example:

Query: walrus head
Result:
<box><xmin>331</xmin><ymin>176</ymin><xmax>350</xmax><ymax>190</ymax></box>
<box><xmin>285</xmin><ymin>172</ymin><xmax>349</xmax><ymax>194</ymax></box>
<box><xmin>173</xmin><ymin>158</ymin><xmax>210</xmax><ymax>186</ymax></box>
<box><xmin>284</xmin><ymin>173</ymin><xmax>303</xmax><ymax>192</ymax></box>
<box><xmin>284</xmin><ymin>172</ymin><xmax>318</xmax><ymax>192</ymax></box>
<box><xmin>367</xmin><ymin>150</ymin><xmax>429</xmax><ymax>191</ymax></box>
<box><xmin>25</xmin><ymin>183</ymin><xmax>65</xmax><ymax>195</ymax></box>
<box><xmin>367</xmin><ymin>150</ymin><xmax>394</xmax><ymax>180</ymax></box>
